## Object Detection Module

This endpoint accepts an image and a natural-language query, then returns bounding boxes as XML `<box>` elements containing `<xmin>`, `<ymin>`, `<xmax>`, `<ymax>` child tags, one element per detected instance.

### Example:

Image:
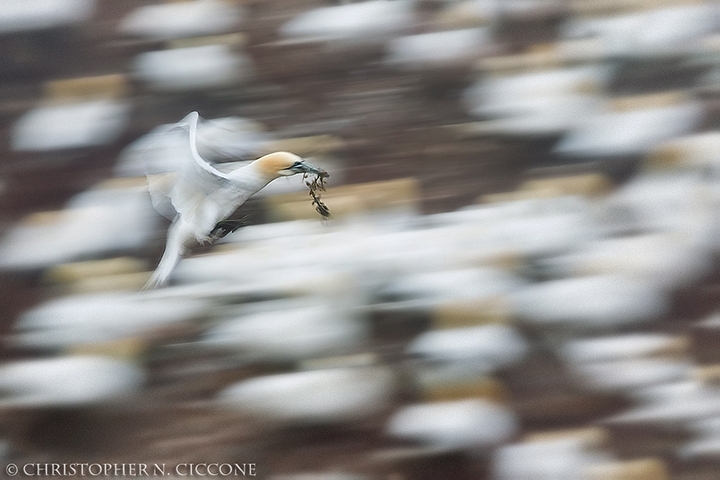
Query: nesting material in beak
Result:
<box><xmin>303</xmin><ymin>168</ymin><xmax>331</xmax><ymax>219</ymax></box>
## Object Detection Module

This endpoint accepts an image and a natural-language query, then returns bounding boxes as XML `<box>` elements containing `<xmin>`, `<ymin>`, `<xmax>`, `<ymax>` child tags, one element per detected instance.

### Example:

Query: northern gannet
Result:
<box><xmin>119</xmin><ymin>0</ymin><xmax>243</xmax><ymax>41</ymax></box>
<box><xmin>386</xmin><ymin>399</ymin><xmax>517</xmax><ymax>450</ymax></box>
<box><xmin>143</xmin><ymin>111</ymin><xmax>327</xmax><ymax>289</ymax></box>
<box><xmin>0</xmin><ymin>356</ymin><xmax>144</xmax><ymax>408</ymax></box>
<box><xmin>133</xmin><ymin>45</ymin><xmax>253</xmax><ymax>92</ymax></box>
<box><xmin>217</xmin><ymin>366</ymin><xmax>394</xmax><ymax>424</ymax></box>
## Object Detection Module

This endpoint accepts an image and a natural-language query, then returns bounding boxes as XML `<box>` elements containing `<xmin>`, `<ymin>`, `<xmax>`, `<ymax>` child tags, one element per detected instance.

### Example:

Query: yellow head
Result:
<box><xmin>253</xmin><ymin>152</ymin><xmax>326</xmax><ymax>179</ymax></box>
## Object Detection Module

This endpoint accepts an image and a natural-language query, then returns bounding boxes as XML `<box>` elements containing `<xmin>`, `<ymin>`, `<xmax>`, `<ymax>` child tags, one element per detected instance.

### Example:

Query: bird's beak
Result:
<box><xmin>291</xmin><ymin>160</ymin><xmax>328</xmax><ymax>177</ymax></box>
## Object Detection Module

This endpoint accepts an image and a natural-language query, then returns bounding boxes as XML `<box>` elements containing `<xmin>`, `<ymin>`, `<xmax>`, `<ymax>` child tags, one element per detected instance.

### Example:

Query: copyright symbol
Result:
<box><xmin>5</xmin><ymin>463</ymin><xmax>17</xmax><ymax>476</ymax></box>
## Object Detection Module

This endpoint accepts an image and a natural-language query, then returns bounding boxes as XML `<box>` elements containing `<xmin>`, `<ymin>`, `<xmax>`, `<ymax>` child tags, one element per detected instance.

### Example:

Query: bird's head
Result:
<box><xmin>254</xmin><ymin>152</ymin><xmax>327</xmax><ymax>179</ymax></box>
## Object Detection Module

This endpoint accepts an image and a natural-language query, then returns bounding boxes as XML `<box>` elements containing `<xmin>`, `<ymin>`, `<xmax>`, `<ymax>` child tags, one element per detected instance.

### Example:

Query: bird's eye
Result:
<box><xmin>291</xmin><ymin>161</ymin><xmax>303</xmax><ymax>168</ymax></box>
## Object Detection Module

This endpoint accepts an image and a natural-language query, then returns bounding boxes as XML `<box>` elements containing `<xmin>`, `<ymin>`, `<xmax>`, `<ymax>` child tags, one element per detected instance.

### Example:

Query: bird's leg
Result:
<box><xmin>209</xmin><ymin>215</ymin><xmax>250</xmax><ymax>241</ymax></box>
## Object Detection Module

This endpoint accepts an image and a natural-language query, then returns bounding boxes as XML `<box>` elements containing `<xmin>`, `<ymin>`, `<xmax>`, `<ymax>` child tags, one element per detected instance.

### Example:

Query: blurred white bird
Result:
<box><xmin>462</xmin><ymin>66</ymin><xmax>608</xmax><ymax>137</ymax></box>
<box><xmin>0</xmin><ymin>183</ymin><xmax>157</xmax><ymax>271</ymax></box>
<box><xmin>682</xmin><ymin>417</ymin><xmax>720</xmax><ymax>459</ymax></box>
<box><xmin>511</xmin><ymin>274</ymin><xmax>667</xmax><ymax>330</ymax></box>
<box><xmin>12</xmin><ymin>292</ymin><xmax>208</xmax><ymax>350</ymax></box>
<box><xmin>12</xmin><ymin>99</ymin><xmax>131</xmax><ymax>152</ymax></box>
<box><xmin>133</xmin><ymin>45</ymin><xmax>253</xmax><ymax>92</ymax></box>
<box><xmin>200</xmin><ymin>300</ymin><xmax>368</xmax><ymax>362</ymax></box>
<box><xmin>143</xmin><ymin>112</ymin><xmax>327</xmax><ymax>289</ymax></box>
<box><xmin>279</xmin><ymin>0</ymin><xmax>413</xmax><ymax>45</ymax></box>
<box><xmin>0</xmin><ymin>356</ymin><xmax>144</xmax><ymax>408</ymax></box>
<box><xmin>561</xmin><ymin>333</ymin><xmax>688</xmax><ymax>366</ymax></box>
<box><xmin>606</xmin><ymin>380</ymin><xmax>720</xmax><ymax>426</ymax></box>
<box><xmin>119</xmin><ymin>0</ymin><xmax>242</xmax><ymax>41</ymax></box>
<box><xmin>116</xmin><ymin>115</ymin><xmax>271</xmax><ymax>178</ymax></box>
<box><xmin>217</xmin><ymin>366</ymin><xmax>394</xmax><ymax>424</ymax></box>
<box><xmin>561</xmin><ymin>4</ymin><xmax>718</xmax><ymax>60</ymax></box>
<box><xmin>494</xmin><ymin>433</ymin><xmax>612</xmax><ymax>480</ymax></box>
<box><xmin>554</xmin><ymin>100</ymin><xmax>704</xmax><ymax>158</ymax></box>
<box><xmin>387</xmin><ymin>399</ymin><xmax>517</xmax><ymax>450</ymax></box>
<box><xmin>385</xmin><ymin>28</ymin><xmax>492</xmax><ymax>70</ymax></box>
<box><xmin>407</xmin><ymin>323</ymin><xmax>528</xmax><ymax>373</ymax></box>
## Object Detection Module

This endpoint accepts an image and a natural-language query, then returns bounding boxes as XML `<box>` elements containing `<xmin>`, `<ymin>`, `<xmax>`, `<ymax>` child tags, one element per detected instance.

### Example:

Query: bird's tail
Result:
<box><xmin>142</xmin><ymin>221</ymin><xmax>189</xmax><ymax>290</ymax></box>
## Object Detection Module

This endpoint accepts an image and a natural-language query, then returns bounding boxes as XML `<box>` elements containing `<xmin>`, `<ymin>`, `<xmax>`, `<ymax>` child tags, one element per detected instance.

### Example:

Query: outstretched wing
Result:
<box><xmin>145</xmin><ymin>112</ymin><xmax>237</xmax><ymax>239</ymax></box>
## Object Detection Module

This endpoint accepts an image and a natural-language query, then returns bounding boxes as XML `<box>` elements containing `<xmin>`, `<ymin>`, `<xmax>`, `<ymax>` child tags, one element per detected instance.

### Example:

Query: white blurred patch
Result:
<box><xmin>133</xmin><ymin>45</ymin><xmax>253</xmax><ymax>92</ymax></box>
<box><xmin>11</xmin><ymin>100</ymin><xmax>130</xmax><ymax>151</ymax></box>
<box><xmin>218</xmin><ymin>367</ymin><xmax>394</xmax><ymax>423</ymax></box>
<box><xmin>201</xmin><ymin>302</ymin><xmax>368</xmax><ymax>362</ymax></box>
<box><xmin>280</xmin><ymin>0</ymin><xmax>414</xmax><ymax>44</ymax></box>
<box><xmin>385</xmin><ymin>28</ymin><xmax>491</xmax><ymax>68</ymax></box>
<box><xmin>554</xmin><ymin>101</ymin><xmax>704</xmax><ymax>157</ymax></box>
<box><xmin>0</xmin><ymin>0</ymin><xmax>95</xmax><ymax>34</ymax></box>
<box><xmin>11</xmin><ymin>292</ymin><xmax>208</xmax><ymax>349</ymax></box>
<box><xmin>119</xmin><ymin>0</ymin><xmax>243</xmax><ymax>40</ymax></box>
<box><xmin>511</xmin><ymin>274</ymin><xmax>667</xmax><ymax>329</ymax></box>
<box><xmin>0</xmin><ymin>186</ymin><xmax>158</xmax><ymax>271</ymax></box>
<box><xmin>115</xmin><ymin>116</ymin><xmax>272</xmax><ymax>178</ymax></box>
<box><xmin>407</xmin><ymin>324</ymin><xmax>528</xmax><ymax>372</ymax></box>
<box><xmin>387</xmin><ymin>399</ymin><xmax>517</xmax><ymax>449</ymax></box>
<box><xmin>0</xmin><ymin>356</ymin><xmax>144</xmax><ymax>408</ymax></box>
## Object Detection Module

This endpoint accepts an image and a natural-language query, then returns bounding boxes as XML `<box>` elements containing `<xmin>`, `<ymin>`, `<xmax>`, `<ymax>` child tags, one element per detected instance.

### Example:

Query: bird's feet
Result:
<box><xmin>210</xmin><ymin>217</ymin><xmax>249</xmax><ymax>241</ymax></box>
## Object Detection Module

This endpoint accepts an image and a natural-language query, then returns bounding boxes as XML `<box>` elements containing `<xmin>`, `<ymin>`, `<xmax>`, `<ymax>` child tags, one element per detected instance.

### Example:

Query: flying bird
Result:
<box><xmin>143</xmin><ymin>111</ymin><xmax>327</xmax><ymax>289</ymax></box>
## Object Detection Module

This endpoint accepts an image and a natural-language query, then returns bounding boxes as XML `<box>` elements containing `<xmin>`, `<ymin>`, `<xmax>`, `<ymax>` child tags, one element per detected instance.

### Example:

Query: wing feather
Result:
<box><xmin>145</xmin><ymin>112</ymin><xmax>238</xmax><ymax>239</ymax></box>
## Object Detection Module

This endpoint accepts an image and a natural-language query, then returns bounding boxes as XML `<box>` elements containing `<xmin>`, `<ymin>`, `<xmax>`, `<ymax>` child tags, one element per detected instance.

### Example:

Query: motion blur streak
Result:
<box><xmin>0</xmin><ymin>0</ymin><xmax>718</xmax><ymax>479</ymax></box>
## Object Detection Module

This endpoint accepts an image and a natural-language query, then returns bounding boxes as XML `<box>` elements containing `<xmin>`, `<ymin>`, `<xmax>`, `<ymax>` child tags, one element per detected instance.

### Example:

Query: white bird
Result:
<box><xmin>511</xmin><ymin>274</ymin><xmax>667</xmax><ymax>330</ymax></box>
<box><xmin>386</xmin><ymin>399</ymin><xmax>518</xmax><ymax>450</ymax></box>
<box><xmin>554</xmin><ymin>100</ymin><xmax>704</xmax><ymax>158</ymax></box>
<box><xmin>279</xmin><ymin>0</ymin><xmax>413</xmax><ymax>45</ymax></box>
<box><xmin>0</xmin><ymin>356</ymin><xmax>144</xmax><ymax>408</ymax></box>
<box><xmin>200</xmin><ymin>301</ymin><xmax>368</xmax><ymax>362</ymax></box>
<box><xmin>119</xmin><ymin>0</ymin><xmax>242</xmax><ymax>41</ymax></box>
<box><xmin>12</xmin><ymin>99</ymin><xmax>131</xmax><ymax>152</ymax></box>
<box><xmin>385</xmin><ymin>28</ymin><xmax>492</xmax><ymax>70</ymax></box>
<box><xmin>217</xmin><ymin>366</ymin><xmax>394</xmax><ymax>424</ymax></box>
<box><xmin>11</xmin><ymin>292</ymin><xmax>208</xmax><ymax>350</ymax></box>
<box><xmin>143</xmin><ymin>112</ymin><xmax>327</xmax><ymax>289</ymax></box>
<box><xmin>560</xmin><ymin>333</ymin><xmax>688</xmax><ymax>366</ymax></box>
<box><xmin>493</xmin><ymin>434</ymin><xmax>611</xmax><ymax>480</ymax></box>
<box><xmin>407</xmin><ymin>324</ymin><xmax>528</xmax><ymax>373</ymax></box>
<box><xmin>606</xmin><ymin>380</ymin><xmax>720</xmax><ymax>426</ymax></box>
<box><xmin>133</xmin><ymin>45</ymin><xmax>253</xmax><ymax>92</ymax></box>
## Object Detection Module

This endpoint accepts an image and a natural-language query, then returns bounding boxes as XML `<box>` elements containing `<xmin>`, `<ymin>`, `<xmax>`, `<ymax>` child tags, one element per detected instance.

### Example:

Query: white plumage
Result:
<box><xmin>554</xmin><ymin>101</ymin><xmax>704</xmax><ymax>157</ymax></box>
<box><xmin>462</xmin><ymin>66</ymin><xmax>607</xmax><ymax>137</ymax></box>
<box><xmin>570</xmin><ymin>357</ymin><xmax>692</xmax><ymax>393</ymax></box>
<box><xmin>0</xmin><ymin>356</ymin><xmax>144</xmax><ymax>408</ymax></box>
<box><xmin>116</xmin><ymin>115</ymin><xmax>271</xmax><ymax>178</ymax></box>
<box><xmin>407</xmin><ymin>324</ymin><xmax>528</xmax><ymax>372</ymax></box>
<box><xmin>606</xmin><ymin>380</ymin><xmax>720</xmax><ymax>425</ymax></box>
<box><xmin>279</xmin><ymin>0</ymin><xmax>413</xmax><ymax>44</ymax></box>
<box><xmin>494</xmin><ymin>436</ymin><xmax>612</xmax><ymax>480</ymax></box>
<box><xmin>133</xmin><ymin>45</ymin><xmax>253</xmax><ymax>92</ymax></box>
<box><xmin>561</xmin><ymin>333</ymin><xmax>686</xmax><ymax>366</ymax></box>
<box><xmin>387</xmin><ymin>399</ymin><xmax>517</xmax><ymax>450</ymax></box>
<box><xmin>511</xmin><ymin>274</ymin><xmax>667</xmax><ymax>329</ymax></box>
<box><xmin>11</xmin><ymin>292</ymin><xmax>208</xmax><ymax>349</ymax></box>
<box><xmin>200</xmin><ymin>301</ymin><xmax>368</xmax><ymax>362</ymax></box>
<box><xmin>561</xmin><ymin>4</ymin><xmax>719</xmax><ymax>60</ymax></box>
<box><xmin>11</xmin><ymin>99</ymin><xmax>130</xmax><ymax>152</ymax></box>
<box><xmin>143</xmin><ymin>111</ymin><xmax>326</xmax><ymax>289</ymax></box>
<box><xmin>385</xmin><ymin>28</ymin><xmax>492</xmax><ymax>69</ymax></box>
<box><xmin>549</xmin><ymin>232</ymin><xmax>713</xmax><ymax>291</ymax></box>
<box><xmin>0</xmin><ymin>0</ymin><xmax>95</xmax><ymax>34</ymax></box>
<box><xmin>217</xmin><ymin>367</ymin><xmax>394</xmax><ymax>424</ymax></box>
<box><xmin>0</xmin><ymin>184</ymin><xmax>158</xmax><ymax>271</ymax></box>
<box><xmin>119</xmin><ymin>0</ymin><xmax>242</xmax><ymax>40</ymax></box>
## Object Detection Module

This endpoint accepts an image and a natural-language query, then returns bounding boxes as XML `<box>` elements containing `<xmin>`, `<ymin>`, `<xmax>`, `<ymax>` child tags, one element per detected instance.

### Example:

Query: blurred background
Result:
<box><xmin>0</xmin><ymin>0</ymin><xmax>719</xmax><ymax>478</ymax></box>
